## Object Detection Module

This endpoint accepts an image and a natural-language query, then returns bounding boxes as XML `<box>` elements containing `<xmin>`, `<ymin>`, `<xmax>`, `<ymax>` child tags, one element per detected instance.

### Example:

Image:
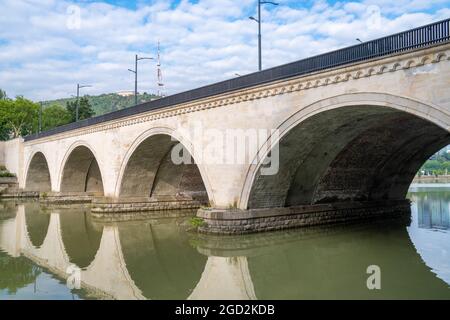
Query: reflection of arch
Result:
<box><xmin>241</xmin><ymin>93</ymin><xmax>450</xmax><ymax>209</ymax></box>
<box><xmin>119</xmin><ymin>221</ymin><xmax>207</xmax><ymax>299</ymax></box>
<box><xmin>24</xmin><ymin>151</ymin><xmax>51</xmax><ymax>191</ymax></box>
<box><xmin>59</xmin><ymin>143</ymin><xmax>104</xmax><ymax>194</ymax></box>
<box><xmin>59</xmin><ymin>210</ymin><xmax>102</xmax><ymax>268</ymax></box>
<box><xmin>245</xmin><ymin>222</ymin><xmax>450</xmax><ymax>299</ymax></box>
<box><xmin>191</xmin><ymin>219</ymin><xmax>450</xmax><ymax>299</ymax></box>
<box><xmin>24</xmin><ymin>203</ymin><xmax>50</xmax><ymax>248</ymax></box>
<box><xmin>116</xmin><ymin>127</ymin><xmax>211</xmax><ymax>203</ymax></box>
<box><xmin>3</xmin><ymin>204</ymin><xmax>144</xmax><ymax>299</ymax></box>
<box><xmin>189</xmin><ymin>257</ymin><xmax>256</xmax><ymax>300</ymax></box>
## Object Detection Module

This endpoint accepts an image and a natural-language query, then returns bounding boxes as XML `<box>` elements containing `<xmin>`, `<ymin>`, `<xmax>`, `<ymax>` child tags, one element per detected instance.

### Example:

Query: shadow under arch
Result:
<box><xmin>117</xmin><ymin>128</ymin><xmax>209</xmax><ymax>203</ymax></box>
<box><xmin>59</xmin><ymin>144</ymin><xmax>104</xmax><ymax>194</ymax></box>
<box><xmin>242</xmin><ymin>93</ymin><xmax>450</xmax><ymax>209</ymax></box>
<box><xmin>118</xmin><ymin>220</ymin><xmax>207</xmax><ymax>299</ymax></box>
<box><xmin>25</xmin><ymin>151</ymin><xmax>51</xmax><ymax>192</ymax></box>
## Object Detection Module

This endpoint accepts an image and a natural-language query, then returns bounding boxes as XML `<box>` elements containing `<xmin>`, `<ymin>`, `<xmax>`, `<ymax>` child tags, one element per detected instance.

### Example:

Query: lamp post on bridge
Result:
<box><xmin>38</xmin><ymin>102</ymin><xmax>42</xmax><ymax>133</ymax></box>
<box><xmin>128</xmin><ymin>54</ymin><xmax>154</xmax><ymax>106</ymax></box>
<box><xmin>249</xmin><ymin>0</ymin><xmax>279</xmax><ymax>71</ymax></box>
<box><xmin>76</xmin><ymin>84</ymin><xmax>92</xmax><ymax>122</ymax></box>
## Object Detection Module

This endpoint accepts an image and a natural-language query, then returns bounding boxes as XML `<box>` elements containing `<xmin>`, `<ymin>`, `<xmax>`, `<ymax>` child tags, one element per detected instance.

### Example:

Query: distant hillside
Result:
<box><xmin>42</xmin><ymin>92</ymin><xmax>160</xmax><ymax>116</ymax></box>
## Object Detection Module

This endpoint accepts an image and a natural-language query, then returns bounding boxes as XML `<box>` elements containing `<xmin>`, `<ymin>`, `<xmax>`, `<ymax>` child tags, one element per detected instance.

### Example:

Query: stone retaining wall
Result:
<box><xmin>91</xmin><ymin>208</ymin><xmax>198</xmax><ymax>222</ymax></box>
<box><xmin>197</xmin><ymin>200</ymin><xmax>411</xmax><ymax>235</ymax></box>
<box><xmin>91</xmin><ymin>199</ymin><xmax>204</xmax><ymax>213</ymax></box>
<box><xmin>38</xmin><ymin>192</ymin><xmax>97</xmax><ymax>204</ymax></box>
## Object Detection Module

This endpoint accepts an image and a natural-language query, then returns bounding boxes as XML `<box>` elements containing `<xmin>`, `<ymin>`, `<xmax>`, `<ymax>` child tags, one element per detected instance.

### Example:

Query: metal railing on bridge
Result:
<box><xmin>25</xmin><ymin>18</ymin><xmax>450</xmax><ymax>141</ymax></box>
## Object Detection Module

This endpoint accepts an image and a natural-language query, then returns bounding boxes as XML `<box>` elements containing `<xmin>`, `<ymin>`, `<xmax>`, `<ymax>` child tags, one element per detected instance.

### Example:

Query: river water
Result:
<box><xmin>0</xmin><ymin>184</ymin><xmax>449</xmax><ymax>300</ymax></box>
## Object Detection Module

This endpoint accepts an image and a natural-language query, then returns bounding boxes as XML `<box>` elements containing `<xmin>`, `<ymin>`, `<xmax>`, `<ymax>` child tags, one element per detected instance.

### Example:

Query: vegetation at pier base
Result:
<box><xmin>419</xmin><ymin>145</ymin><xmax>450</xmax><ymax>176</ymax></box>
<box><xmin>189</xmin><ymin>217</ymin><xmax>206</xmax><ymax>229</ymax></box>
<box><xmin>0</xmin><ymin>170</ymin><xmax>15</xmax><ymax>178</ymax></box>
<box><xmin>0</xmin><ymin>164</ymin><xmax>15</xmax><ymax>177</ymax></box>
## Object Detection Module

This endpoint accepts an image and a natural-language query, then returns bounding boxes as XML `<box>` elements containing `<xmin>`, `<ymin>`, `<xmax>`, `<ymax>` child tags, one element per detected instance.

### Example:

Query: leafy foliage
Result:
<box><xmin>66</xmin><ymin>97</ymin><xmax>95</xmax><ymax>122</ymax></box>
<box><xmin>0</xmin><ymin>171</ymin><xmax>16</xmax><ymax>177</ymax></box>
<box><xmin>43</xmin><ymin>92</ymin><xmax>159</xmax><ymax>116</ymax></box>
<box><xmin>420</xmin><ymin>147</ymin><xmax>450</xmax><ymax>175</ymax></box>
<box><xmin>189</xmin><ymin>217</ymin><xmax>206</xmax><ymax>228</ymax></box>
<box><xmin>41</xmin><ymin>104</ymin><xmax>72</xmax><ymax>131</ymax></box>
<box><xmin>0</xmin><ymin>96</ymin><xmax>38</xmax><ymax>139</ymax></box>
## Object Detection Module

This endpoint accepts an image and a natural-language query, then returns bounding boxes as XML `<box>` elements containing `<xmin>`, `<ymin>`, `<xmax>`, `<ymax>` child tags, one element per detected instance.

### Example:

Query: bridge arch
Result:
<box><xmin>116</xmin><ymin>127</ymin><xmax>212</xmax><ymax>204</ymax></box>
<box><xmin>58</xmin><ymin>142</ymin><xmax>105</xmax><ymax>194</ymax></box>
<box><xmin>24</xmin><ymin>151</ymin><xmax>52</xmax><ymax>192</ymax></box>
<box><xmin>241</xmin><ymin>93</ymin><xmax>450</xmax><ymax>209</ymax></box>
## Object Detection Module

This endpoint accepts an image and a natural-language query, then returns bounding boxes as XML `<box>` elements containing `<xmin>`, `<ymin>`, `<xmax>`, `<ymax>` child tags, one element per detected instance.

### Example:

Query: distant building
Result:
<box><xmin>116</xmin><ymin>91</ymin><xmax>134</xmax><ymax>97</ymax></box>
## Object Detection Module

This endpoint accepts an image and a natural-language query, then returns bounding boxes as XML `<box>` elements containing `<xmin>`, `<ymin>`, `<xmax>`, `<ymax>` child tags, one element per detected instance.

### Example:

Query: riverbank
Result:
<box><xmin>413</xmin><ymin>175</ymin><xmax>450</xmax><ymax>184</ymax></box>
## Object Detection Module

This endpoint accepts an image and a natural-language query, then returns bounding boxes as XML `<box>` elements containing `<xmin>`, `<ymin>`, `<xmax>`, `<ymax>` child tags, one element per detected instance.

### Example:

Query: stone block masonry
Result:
<box><xmin>197</xmin><ymin>200</ymin><xmax>411</xmax><ymax>235</ymax></box>
<box><xmin>91</xmin><ymin>198</ymin><xmax>206</xmax><ymax>214</ymax></box>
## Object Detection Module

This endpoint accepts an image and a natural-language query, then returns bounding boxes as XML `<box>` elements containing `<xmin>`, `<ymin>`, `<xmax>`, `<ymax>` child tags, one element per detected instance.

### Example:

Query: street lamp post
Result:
<box><xmin>76</xmin><ymin>84</ymin><xmax>92</xmax><ymax>122</ymax></box>
<box><xmin>128</xmin><ymin>54</ymin><xmax>154</xmax><ymax>106</ymax></box>
<box><xmin>249</xmin><ymin>0</ymin><xmax>279</xmax><ymax>71</ymax></box>
<box><xmin>39</xmin><ymin>102</ymin><xmax>42</xmax><ymax>133</ymax></box>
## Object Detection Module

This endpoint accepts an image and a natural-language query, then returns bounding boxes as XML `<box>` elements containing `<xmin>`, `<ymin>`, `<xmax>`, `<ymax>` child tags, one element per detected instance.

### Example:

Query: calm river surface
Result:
<box><xmin>1</xmin><ymin>185</ymin><xmax>449</xmax><ymax>300</ymax></box>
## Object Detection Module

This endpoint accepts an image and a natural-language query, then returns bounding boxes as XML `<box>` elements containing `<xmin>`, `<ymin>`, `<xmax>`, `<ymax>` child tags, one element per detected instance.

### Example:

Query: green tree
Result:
<box><xmin>0</xmin><ymin>97</ymin><xmax>38</xmax><ymax>139</ymax></box>
<box><xmin>41</xmin><ymin>104</ymin><xmax>71</xmax><ymax>131</ymax></box>
<box><xmin>66</xmin><ymin>96</ymin><xmax>95</xmax><ymax>122</ymax></box>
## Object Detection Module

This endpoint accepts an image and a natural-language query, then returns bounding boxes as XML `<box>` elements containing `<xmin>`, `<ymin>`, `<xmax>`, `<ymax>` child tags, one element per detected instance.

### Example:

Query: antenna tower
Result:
<box><xmin>156</xmin><ymin>41</ymin><xmax>164</xmax><ymax>97</ymax></box>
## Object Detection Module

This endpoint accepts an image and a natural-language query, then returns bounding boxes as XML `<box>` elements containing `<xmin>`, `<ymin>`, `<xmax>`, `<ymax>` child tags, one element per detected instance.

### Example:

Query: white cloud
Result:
<box><xmin>0</xmin><ymin>0</ymin><xmax>448</xmax><ymax>101</ymax></box>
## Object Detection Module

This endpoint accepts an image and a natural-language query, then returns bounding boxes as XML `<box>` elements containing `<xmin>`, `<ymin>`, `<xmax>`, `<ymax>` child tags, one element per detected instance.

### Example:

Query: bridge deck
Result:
<box><xmin>25</xmin><ymin>18</ymin><xmax>450</xmax><ymax>142</ymax></box>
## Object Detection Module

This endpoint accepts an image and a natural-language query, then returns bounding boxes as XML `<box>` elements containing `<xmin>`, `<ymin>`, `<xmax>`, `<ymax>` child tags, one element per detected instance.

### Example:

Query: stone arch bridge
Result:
<box><xmin>1</xmin><ymin>19</ymin><xmax>450</xmax><ymax>233</ymax></box>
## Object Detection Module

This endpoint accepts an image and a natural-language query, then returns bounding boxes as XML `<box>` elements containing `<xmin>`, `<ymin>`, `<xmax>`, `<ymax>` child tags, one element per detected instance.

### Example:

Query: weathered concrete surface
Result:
<box><xmin>0</xmin><ymin>138</ymin><xmax>23</xmax><ymax>178</ymax></box>
<box><xmin>1</xmin><ymin>42</ymin><xmax>450</xmax><ymax>227</ymax></box>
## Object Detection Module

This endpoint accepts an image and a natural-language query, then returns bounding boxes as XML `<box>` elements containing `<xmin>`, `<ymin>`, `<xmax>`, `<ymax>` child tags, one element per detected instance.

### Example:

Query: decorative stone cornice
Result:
<box><xmin>25</xmin><ymin>42</ymin><xmax>450</xmax><ymax>145</ymax></box>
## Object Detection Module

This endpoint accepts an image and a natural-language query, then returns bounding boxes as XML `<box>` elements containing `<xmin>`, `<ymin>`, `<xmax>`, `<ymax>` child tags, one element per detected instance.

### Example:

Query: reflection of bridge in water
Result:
<box><xmin>408</xmin><ymin>188</ymin><xmax>450</xmax><ymax>285</ymax></box>
<box><xmin>409</xmin><ymin>192</ymin><xmax>450</xmax><ymax>229</ymax></box>
<box><xmin>0</xmin><ymin>203</ymin><xmax>255</xmax><ymax>299</ymax></box>
<box><xmin>1</xmin><ymin>202</ymin><xmax>449</xmax><ymax>299</ymax></box>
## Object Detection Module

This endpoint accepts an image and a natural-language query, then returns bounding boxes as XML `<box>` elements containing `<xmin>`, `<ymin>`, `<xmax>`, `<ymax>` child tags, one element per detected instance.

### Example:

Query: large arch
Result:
<box><xmin>59</xmin><ymin>144</ymin><xmax>104</xmax><ymax>194</ymax></box>
<box><xmin>117</xmin><ymin>128</ymin><xmax>209</xmax><ymax>203</ymax></box>
<box><xmin>24</xmin><ymin>151</ymin><xmax>51</xmax><ymax>192</ymax></box>
<box><xmin>242</xmin><ymin>93</ymin><xmax>450</xmax><ymax>209</ymax></box>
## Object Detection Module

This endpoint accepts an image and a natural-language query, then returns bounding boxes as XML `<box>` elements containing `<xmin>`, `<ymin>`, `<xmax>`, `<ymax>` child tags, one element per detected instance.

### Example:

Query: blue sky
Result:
<box><xmin>0</xmin><ymin>0</ymin><xmax>449</xmax><ymax>101</ymax></box>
